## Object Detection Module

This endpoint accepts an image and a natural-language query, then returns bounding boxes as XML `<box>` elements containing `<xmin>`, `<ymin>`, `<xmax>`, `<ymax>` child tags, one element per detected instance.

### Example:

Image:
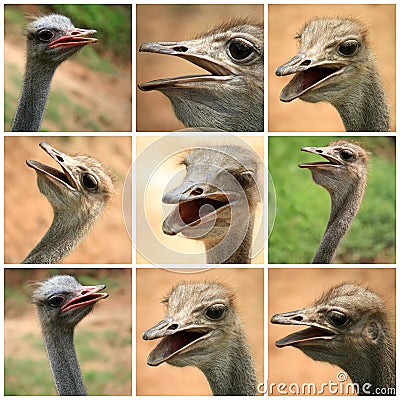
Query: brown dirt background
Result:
<box><xmin>269</xmin><ymin>4</ymin><xmax>396</xmax><ymax>132</ymax></box>
<box><xmin>136</xmin><ymin>268</ymin><xmax>264</xmax><ymax>396</ymax></box>
<box><xmin>4</xmin><ymin>268</ymin><xmax>132</xmax><ymax>395</ymax></box>
<box><xmin>268</xmin><ymin>268</ymin><xmax>395</xmax><ymax>396</ymax></box>
<box><xmin>135</xmin><ymin>136</ymin><xmax>264</xmax><ymax>264</ymax></box>
<box><xmin>4</xmin><ymin>4</ymin><xmax>132</xmax><ymax>132</ymax></box>
<box><xmin>4</xmin><ymin>136</ymin><xmax>132</xmax><ymax>264</ymax></box>
<box><xmin>136</xmin><ymin>4</ymin><xmax>264</xmax><ymax>131</ymax></box>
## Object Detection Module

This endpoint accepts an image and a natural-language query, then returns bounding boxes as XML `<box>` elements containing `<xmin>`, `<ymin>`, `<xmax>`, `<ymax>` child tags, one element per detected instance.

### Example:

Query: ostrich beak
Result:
<box><xmin>143</xmin><ymin>317</ymin><xmax>213</xmax><ymax>366</ymax></box>
<box><xmin>26</xmin><ymin>142</ymin><xmax>80</xmax><ymax>191</ymax></box>
<box><xmin>162</xmin><ymin>181</ymin><xmax>235</xmax><ymax>235</ymax></box>
<box><xmin>48</xmin><ymin>27</ymin><xmax>97</xmax><ymax>49</ymax></box>
<box><xmin>61</xmin><ymin>284</ymin><xmax>108</xmax><ymax>312</ymax></box>
<box><xmin>271</xmin><ymin>308</ymin><xmax>336</xmax><ymax>347</ymax></box>
<box><xmin>138</xmin><ymin>39</ymin><xmax>234</xmax><ymax>91</ymax></box>
<box><xmin>299</xmin><ymin>146</ymin><xmax>344</xmax><ymax>169</ymax></box>
<box><xmin>276</xmin><ymin>52</ymin><xmax>346</xmax><ymax>102</ymax></box>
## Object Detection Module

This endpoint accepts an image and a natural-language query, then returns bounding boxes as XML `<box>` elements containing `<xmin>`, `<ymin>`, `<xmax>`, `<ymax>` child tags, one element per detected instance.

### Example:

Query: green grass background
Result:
<box><xmin>268</xmin><ymin>136</ymin><xmax>396</xmax><ymax>264</ymax></box>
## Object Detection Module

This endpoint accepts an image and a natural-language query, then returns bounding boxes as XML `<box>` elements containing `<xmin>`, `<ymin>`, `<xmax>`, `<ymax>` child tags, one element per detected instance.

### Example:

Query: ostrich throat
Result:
<box><xmin>313</xmin><ymin>178</ymin><xmax>365</xmax><ymax>264</ymax></box>
<box><xmin>23</xmin><ymin>207</ymin><xmax>97</xmax><ymax>264</ymax></box>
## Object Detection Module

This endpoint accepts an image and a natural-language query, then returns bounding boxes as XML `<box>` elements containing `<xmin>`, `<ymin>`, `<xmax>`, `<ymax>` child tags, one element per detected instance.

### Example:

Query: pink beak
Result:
<box><xmin>47</xmin><ymin>28</ymin><xmax>97</xmax><ymax>49</ymax></box>
<box><xmin>61</xmin><ymin>284</ymin><xmax>108</xmax><ymax>312</ymax></box>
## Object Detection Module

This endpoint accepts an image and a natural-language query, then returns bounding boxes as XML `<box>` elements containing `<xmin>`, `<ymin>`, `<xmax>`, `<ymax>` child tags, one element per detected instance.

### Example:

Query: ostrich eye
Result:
<box><xmin>205</xmin><ymin>304</ymin><xmax>226</xmax><ymax>320</ymax></box>
<box><xmin>327</xmin><ymin>310</ymin><xmax>348</xmax><ymax>327</ymax></box>
<box><xmin>37</xmin><ymin>29</ymin><xmax>55</xmax><ymax>42</ymax></box>
<box><xmin>227</xmin><ymin>38</ymin><xmax>256</xmax><ymax>62</ymax></box>
<box><xmin>81</xmin><ymin>173</ymin><xmax>98</xmax><ymax>190</ymax></box>
<box><xmin>338</xmin><ymin>40</ymin><xmax>359</xmax><ymax>56</ymax></box>
<box><xmin>339</xmin><ymin>149</ymin><xmax>355</xmax><ymax>161</ymax></box>
<box><xmin>236</xmin><ymin>171</ymin><xmax>254</xmax><ymax>189</ymax></box>
<box><xmin>48</xmin><ymin>295</ymin><xmax>65</xmax><ymax>307</ymax></box>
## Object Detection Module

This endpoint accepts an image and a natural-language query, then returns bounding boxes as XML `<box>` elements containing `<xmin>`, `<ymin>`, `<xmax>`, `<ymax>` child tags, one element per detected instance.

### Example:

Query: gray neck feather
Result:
<box><xmin>11</xmin><ymin>59</ymin><xmax>56</xmax><ymax>132</ymax></box>
<box><xmin>340</xmin><ymin>333</ymin><xmax>395</xmax><ymax>394</ymax></box>
<box><xmin>200</xmin><ymin>333</ymin><xmax>257</xmax><ymax>395</ymax></box>
<box><xmin>41</xmin><ymin>324</ymin><xmax>87</xmax><ymax>396</ymax></box>
<box><xmin>161</xmin><ymin>83</ymin><xmax>264</xmax><ymax>132</ymax></box>
<box><xmin>205</xmin><ymin>211</ymin><xmax>255</xmax><ymax>264</ymax></box>
<box><xmin>313</xmin><ymin>180</ymin><xmax>365</xmax><ymax>264</ymax></box>
<box><xmin>23</xmin><ymin>209</ymin><xmax>96</xmax><ymax>264</ymax></box>
<box><xmin>333</xmin><ymin>67</ymin><xmax>389</xmax><ymax>132</ymax></box>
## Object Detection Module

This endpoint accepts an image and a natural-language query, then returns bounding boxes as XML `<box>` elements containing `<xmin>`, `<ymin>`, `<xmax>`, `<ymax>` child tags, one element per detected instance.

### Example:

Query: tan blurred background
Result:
<box><xmin>136</xmin><ymin>4</ymin><xmax>264</xmax><ymax>131</ymax></box>
<box><xmin>269</xmin><ymin>4</ymin><xmax>396</xmax><ymax>131</ymax></box>
<box><xmin>268</xmin><ymin>268</ymin><xmax>395</xmax><ymax>395</ymax></box>
<box><xmin>137</xmin><ymin>268</ymin><xmax>264</xmax><ymax>395</ymax></box>
<box><xmin>4</xmin><ymin>136</ymin><xmax>132</xmax><ymax>264</ymax></box>
<box><xmin>136</xmin><ymin>135</ymin><xmax>264</xmax><ymax>264</ymax></box>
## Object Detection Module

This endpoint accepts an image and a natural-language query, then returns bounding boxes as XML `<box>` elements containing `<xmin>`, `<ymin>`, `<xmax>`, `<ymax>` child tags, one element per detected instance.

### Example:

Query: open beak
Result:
<box><xmin>299</xmin><ymin>146</ymin><xmax>344</xmax><ymax>169</ymax></box>
<box><xmin>48</xmin><ymin>27</ymin><xmax>97</xmax><ymax>49</ymax></box>
<box><xmin>143</xmin><ymin>317</ymin><xmax>213</xmax><ymax>366</ymax></box>
<box><xmin>271</xmin><ymin>308</ymin><xmax>336</xmax><ymax>347</ymax></box>
<box><xmin>276</xmin><ymin>52</ymin><xmax>346</xmax><ymax>102</ymax></box>
<box><xmin>61</xmin><ymin>284</ymin><xmax>108</xmax><ymax>312</ymax></box>
<box><xmin>26</xmin><ymin>142</ymin><xmax>79</xmax><ymax>190</ymax></box>
<box><xmin>162</xmin><ymin>181</ymin><xmax>238</xmax><ymax>235</ymax></box>
<box><xmin>138</xmin><ymin>39</ymin><xmax>235</xmax><ymax>91</ymax></box>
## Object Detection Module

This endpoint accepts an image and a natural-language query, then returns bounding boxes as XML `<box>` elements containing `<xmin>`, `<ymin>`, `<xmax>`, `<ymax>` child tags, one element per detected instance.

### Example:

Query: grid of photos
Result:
<box><xmin>3</xmin><ymin>2</ymin><xmax>397</xmax><ymax>398</ymax></box>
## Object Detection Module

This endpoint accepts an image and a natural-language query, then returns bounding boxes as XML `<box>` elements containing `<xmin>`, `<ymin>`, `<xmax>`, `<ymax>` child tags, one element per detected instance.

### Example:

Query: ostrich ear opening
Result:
<box><xmin>364</xmin><ymin>321</ymin><xmax>380</xmax><ymax>343</ymax></box>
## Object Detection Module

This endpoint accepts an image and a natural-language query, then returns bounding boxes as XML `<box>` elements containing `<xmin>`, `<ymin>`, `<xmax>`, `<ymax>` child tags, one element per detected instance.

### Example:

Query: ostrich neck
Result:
<box><xmin>333</xmin><ymin>67</ymin><xmax>390</xmax><ymax>132</ymax></box>
<box><xmin>200</xmin><ymin>333</ymin><xmax>257</xmax><ymax>395</ymax></box>
<box><xmin>40</xmin><ymin>324</ymin><xmax>87</xmax><ymax>396</ymax></box>
<box><xmin>22</xmin><ymin>209</ymin><xmax>96</xmax><ymax>264</ymax></box>
<box><xmin>205</xmin><ymin>210</ymin><xmax>255</xmax><ymax>264</ymax></box>
<box><xmin>11</xmin><ymin>59</ymin><xmax>56</xmax><ymax>132</ymax></box>
<box><xmin>342</xmin><ymin>335</ymin><xmax>395</xmax><ymax>395</ymax></box>
<box><xmin>313</xmin><ymin>179</ymin><xmax>365</xmax><ymax>264</ymax></box>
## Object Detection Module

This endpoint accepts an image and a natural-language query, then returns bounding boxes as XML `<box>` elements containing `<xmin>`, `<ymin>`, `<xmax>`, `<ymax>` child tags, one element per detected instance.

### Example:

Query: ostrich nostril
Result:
<box><xmin>190</xmin><ymin>187</ymin><xmax>203</xmax><ymax>196</ymax></box>
<box><xmin>56</xmin><ymin>155</ymin><xmax>64</xmax><ymax>162</ymax></box>
<box><xmin>292</xmin><ymin>315</ymin><xmax>303</xmax><ymax>321</ymax></box>
<box><xmin>173</xmin><ymin>46</ymin><xmax>188</xmax><ymax>52</ymax></box>
<box><xmin>315</xmin><ymin>149</ymin><xmax>323</xmax><ymax>153</ymax></box>
<box><xmin>168</xmin><ymin>324</ymin><xmax>178</xmax><ymax>330</ymax></box>
<box><xmin>300</xmin><ymin>59</ymin><xmax>311</xmax><ymax>66</ymax></box>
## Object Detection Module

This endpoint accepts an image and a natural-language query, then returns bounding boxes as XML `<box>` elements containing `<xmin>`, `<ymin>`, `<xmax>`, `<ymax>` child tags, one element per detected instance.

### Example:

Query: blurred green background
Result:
<box><xmin>5</xmin><ymin>268</ymin><xmax>132</xmax><ymax>395</ymax></box>
<box><xmin>268</xmin><ymin>136</ymin><xmax>396</xmax><ymax>264</ymax></box>
<box><xmin>5</xmin><ymin>4</ymin><xmax>132</xmax><ymax>131</ymax></box>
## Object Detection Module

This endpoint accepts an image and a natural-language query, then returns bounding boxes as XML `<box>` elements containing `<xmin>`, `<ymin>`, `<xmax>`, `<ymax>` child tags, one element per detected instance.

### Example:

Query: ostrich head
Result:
<box><xmin>162</xmin><ymin>145</ymin><xmax>262</xmax><ymax>250</ymax></box>
<box><xmin>271</xmin><ymin>283</ymin><xmax>394</xmax><ymax>379</ymax></box>
<box><xmin>32</xmin><ymin>275</ymin><xmax>108</xmax><ymax>328</ymax></box>
<box><xmin>143</xmin><ymin>281</ymin><xmax>239</xmax><ymax>368</ymax></box>
<box><xmin>138</xmin><ymin>19</ymin><xmax>264</xmax><ymax>131</ymax></box>
<box><xmin>299</xmin><ymin>140</ymin><xmax>369</xmax><ymax>197</ymax></box>
<box><xmin>26</xmin><ymin>142</ymin><xmax>114</xmax><ymax>218</ymax></box>
<box><xmin>276</xmin><ymin>18</ymin><xmax>373</xmax><ymax>104</ymax></box>
<box><xmin>25</xmin><ymin>14</ymin><xmax>97</xmax><ymax>66</ymax></box>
